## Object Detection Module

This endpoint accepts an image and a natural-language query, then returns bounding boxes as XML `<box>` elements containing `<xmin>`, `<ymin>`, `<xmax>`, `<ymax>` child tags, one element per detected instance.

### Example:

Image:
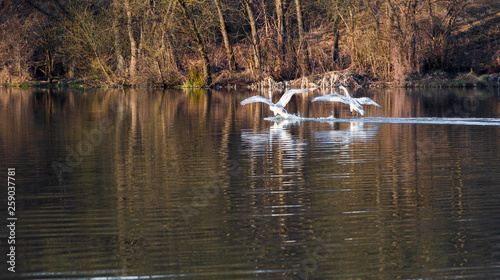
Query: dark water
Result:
<box><xmin>1</xmin><ymin>87</ymin><xmax>500</xmax><ymax>279</ymax></box>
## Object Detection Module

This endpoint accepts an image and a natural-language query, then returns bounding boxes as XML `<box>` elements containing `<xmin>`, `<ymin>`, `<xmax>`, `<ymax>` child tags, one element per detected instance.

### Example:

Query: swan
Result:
<box><xmin>240</xmin><ymin>89</ymin><xmax>309</xmax><ymax>117</ymax></box>
<box><xmin>312</xmin><ymin>85</ymin><xmax>381</xmax><ymax>116</ymax></box>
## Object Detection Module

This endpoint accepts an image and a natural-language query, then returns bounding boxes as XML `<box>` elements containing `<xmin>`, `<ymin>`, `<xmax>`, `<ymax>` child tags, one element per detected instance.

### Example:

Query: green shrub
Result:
<box><xmin>187</xmin><ymin>67</ymin><xmax>205</xmax><ymax>87</ymax></box>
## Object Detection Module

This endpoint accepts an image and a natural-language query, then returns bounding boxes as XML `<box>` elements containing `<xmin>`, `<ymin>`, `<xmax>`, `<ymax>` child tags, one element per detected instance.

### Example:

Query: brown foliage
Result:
<box><xmin>0</xmin><ymin>3</ymin><xmax>35</xmax><ymax>84</ymax></box>
<box><xmin>0</xmin><ymin>0</ymin><xmax>498</xmax><ymax>86</ymax></box>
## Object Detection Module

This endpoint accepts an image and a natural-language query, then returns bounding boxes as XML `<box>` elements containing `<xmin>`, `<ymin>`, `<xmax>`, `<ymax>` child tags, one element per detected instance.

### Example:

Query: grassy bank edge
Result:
<box><xmin>3</xmin><ymin>71</ymin><xmax>500</xmax><ymax>90</ymax></box>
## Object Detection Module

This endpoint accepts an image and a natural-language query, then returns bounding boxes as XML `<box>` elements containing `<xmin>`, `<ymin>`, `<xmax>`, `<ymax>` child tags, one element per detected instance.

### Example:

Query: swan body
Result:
<box><xmin>312</xmin><ymin>86</ymin><xmax>381</xmax><ymax>116</ymax></box>
<box><xmin>240</xmin><ymin>89</ymin><xmax>308</xmax><ymax>117</ymax></box>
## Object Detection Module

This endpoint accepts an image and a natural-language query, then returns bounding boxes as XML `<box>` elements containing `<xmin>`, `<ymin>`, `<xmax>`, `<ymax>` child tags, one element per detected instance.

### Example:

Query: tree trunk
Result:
<box><xmin>176</xmin><ymin>0</ymin><xmax>212</xmax><ymax>86</ymax></box>
<box><xmin>275</xmin><ymin>0</ymin><xmax>285</xmax><ymax>77</ymax></box>
<box><xmin>276</xmin><ymin>0</ymin><xmax>284</xmax><ymax>45</ymax></box>
<box><xmin>45</xmin><ymin>45</ymin><xmax>53</xmax><ymax>83</ymax></box>
<box><xmin>408</xmin><ymin>0</ymin><xmax>420</xmax><ymax>73</ymax></box>
<box><xmin>113</xmin><ymin>18</ymin><xmax>125</xmax><ymax>75</ymax></box>
<box><xmin>333</xmin><ymin>29</ymin><xmax>339</xmax><ymax>64</ymax></box>
<box><xmin>259</xmin><ymin>0</ymin><xmax>270</xmax><ymax>37</ymax></box>
<box><xmin>112</xmin><ymin>0</ymin><xmax>124</xmax><ymax>76</ymax></box>
<box><xmin>214</xmin><ymin>0</ymin><xmax>236</xmax><ymax>71</ymax></box>
<box><xmin>244</xmin><ymin>0</ymin><xmax>260</xmax><ymax>70</ymax></box>
<box><xmin>125</xmin><ymin>0</ymin><xmax>137</xmax><ymax>79</ymax></box>
<box><xmin>295</xmin><ymin>0</ymin><xmax>308</xmax><ymax>77</ymax></box>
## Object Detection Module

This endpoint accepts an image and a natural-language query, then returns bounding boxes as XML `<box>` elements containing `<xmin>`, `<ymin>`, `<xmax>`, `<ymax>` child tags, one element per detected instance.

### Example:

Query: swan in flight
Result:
<box><xmin>240</xmin><ymin>89</ymin><xmax>309</xmax><ymax>117</ymax></box>
<box><xmin>312</xmin><ymin>85</ymin><xmax>381</xmax><ymax>116</ymax></box>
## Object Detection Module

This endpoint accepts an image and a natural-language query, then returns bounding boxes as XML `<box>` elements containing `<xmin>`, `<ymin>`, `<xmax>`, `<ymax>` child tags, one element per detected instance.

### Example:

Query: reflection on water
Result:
<box><xmin>1</xmin><ymin>87</ymin><xmax>500</xmax><ymax>279</ymax></box>
<box><xmin>313</xmin><ymin>122</ymin><xmax>380</xmax><ymax>155</ymax></box>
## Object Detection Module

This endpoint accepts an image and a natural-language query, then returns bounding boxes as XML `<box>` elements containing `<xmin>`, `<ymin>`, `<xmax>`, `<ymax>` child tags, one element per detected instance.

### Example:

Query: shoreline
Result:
<box><xmin>4</xmin><ymin>71</ymin><xmax>500</xmax><ymax>90</ymax></box>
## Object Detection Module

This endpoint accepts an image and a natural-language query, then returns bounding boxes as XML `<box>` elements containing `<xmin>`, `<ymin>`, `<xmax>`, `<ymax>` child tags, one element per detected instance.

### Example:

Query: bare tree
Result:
<box><xmin>295</xmin><ymin>0</ymin><xmax>308</xmax><ymax>76</ymax></box>
<box><xmin>1</xmin><ymin>0</ymin><xmax>494</xmax><ymax>86</ymax></box>
<box><xmin>276</xmin><ymin>0</ymin><xmax>285</xmax><ymax>50</ymax></box>
<box><xmin>125</xmin><ymin>0</ymin><xmax>137</xmax><ymax>79</ymax></box>
<box><xmin>426</xmin><ymin>0</ymin><xmax>469</xmax><ymax>69</ymax></box>
<box><xmin>112</xmin><ymin>0</ymin><xmax>125</xmax><ymax>75</ymax></box>
<box><xmin>274</xmin><ymin>0</ymin><xmax>286</xmax><ymax>77</ymax></box>
<box><xmin>175</xmin><ymin>0</ymin><xmax>212</xmax><ymax>86</ymax></box>
<box><xmin>243</xmin><ymin>0</ymin><xmax>260</xmax><ymax>71</ymax></box>
<box><xmin>214</xmin><ymin>0</ymin><xmax>237</xmax><ymax>71</ymax></box>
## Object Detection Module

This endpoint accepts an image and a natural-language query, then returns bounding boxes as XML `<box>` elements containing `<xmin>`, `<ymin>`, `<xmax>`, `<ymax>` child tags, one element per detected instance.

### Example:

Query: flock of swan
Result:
<box><xmin>240</xmin><ymin>86</ymin><xmax>381</xmax><ymax>118</ymax></box>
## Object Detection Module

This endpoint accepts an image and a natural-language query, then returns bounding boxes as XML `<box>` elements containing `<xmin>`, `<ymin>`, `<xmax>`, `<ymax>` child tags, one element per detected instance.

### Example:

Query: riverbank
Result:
<box><xmin>5</xmin><ymin>70</ymin><xmax>500</xmax><ymax>90</ymax></box>
<box><xmin>243</xmin><ymin>71</ymin><xmax>500</xmax><ymax>90</ymax></box>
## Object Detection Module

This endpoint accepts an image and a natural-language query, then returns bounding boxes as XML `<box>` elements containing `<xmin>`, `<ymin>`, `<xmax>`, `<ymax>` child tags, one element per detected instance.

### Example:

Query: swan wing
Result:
<box><xmin>311</xmin><ymin>94</ymin><xmax>351</xmax><ymax>105</ymax></box>
<box><xmin>240</xmin><ymin>95</ymin><xmax>274</xmax><ymax>106</ymax></box>
<box><xmin>356</xmin><ymin>97</ymin><xmax>381</xmax><ymax>108</ymax></box>
<box><xmin>276</xmin><ymin>89</ymin><xmax>309</xmax><ymax>107</ymax></box>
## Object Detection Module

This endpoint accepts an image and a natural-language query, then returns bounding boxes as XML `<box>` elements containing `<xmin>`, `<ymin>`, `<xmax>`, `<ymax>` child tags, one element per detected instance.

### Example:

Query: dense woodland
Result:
<box><xmin>0</xmin><ymin>0</ymin><xmax>499</xmax><ymax>87</ymax></box>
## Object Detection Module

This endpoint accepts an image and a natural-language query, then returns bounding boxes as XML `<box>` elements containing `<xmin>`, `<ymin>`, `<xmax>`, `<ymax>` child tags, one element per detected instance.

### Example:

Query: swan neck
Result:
<box><xmin>342</xmin><ymin>87</ymin><xmax>351</xmax><ymax>97</ymax></box>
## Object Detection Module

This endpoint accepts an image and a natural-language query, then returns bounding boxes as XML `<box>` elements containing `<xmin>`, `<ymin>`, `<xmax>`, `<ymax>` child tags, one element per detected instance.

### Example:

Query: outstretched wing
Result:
<box><xmin>311</xmin><ymin>94</ymin><xmax>351</xmax><ymax>105</ymax></box>
<box><xmin>356</xmin><ymin>97</ymin><xmax>381</xmax><ymax>108</ymax></box>
<box><xmin>240</xmin><ymin>95</ymin><xmax>274</xmax><ymax>107</ymax></box>
<box><xmin>276</xmin><ymin>89</ymin><xmax>309</xmax><ymax>107</ymax></box>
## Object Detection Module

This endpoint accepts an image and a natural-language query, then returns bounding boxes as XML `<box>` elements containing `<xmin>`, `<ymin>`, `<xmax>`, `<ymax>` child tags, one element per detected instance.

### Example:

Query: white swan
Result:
<box><xmin>240</xmin><ymin>89</ymin><xmax>308</xmax><ymax>117</ymax></box>
<box><xmin>312</xmin><ymin>85</ymin><xmax>381</xmax><ymax>116</ymax></box>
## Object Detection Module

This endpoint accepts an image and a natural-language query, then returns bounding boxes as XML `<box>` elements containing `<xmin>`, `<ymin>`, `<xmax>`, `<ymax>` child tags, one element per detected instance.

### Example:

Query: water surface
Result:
<box><xmin>1</xmin><ymin>87</ymin><xmax>500</xmax><ymax>279</ymax></box>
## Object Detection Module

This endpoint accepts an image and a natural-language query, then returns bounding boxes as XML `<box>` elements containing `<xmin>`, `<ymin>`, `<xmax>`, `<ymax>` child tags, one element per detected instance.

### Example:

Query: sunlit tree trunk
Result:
<box><xmin>113</xmin><ymin>26</ymin><xmax>125</xmax><ymax>75</ymax></box>
<box><xmin>244</xmin><ymin>0</ymin><xmax>260</xmax><ymax>70</ymax></box>
<box><xmin>213</xmin><ymin>0</ymin><xmax>236</xmax><ymax>71</ymax></box>
<box><xmin>112</xmin><ymin>2</ymin><xmax>125</xmax><ymax>76</ymax></box>
<box><xmin>275</xmin><ymin>0</ymin><xmax>285</xmax><ymax>77</ymax></box>
<box><xmin>125</xmin><ymin>0</ymin><xmax>137</xmax><ymax>79</ymax></box>
<box><xmin>259</xmin><ymin>0</ymin><xmax>271</xmax><ymax>37</ymax></box>
<box><xmin>276</xmin><ymin>0</ymin><xmax>284</xmax><ymax>46</ymax></box>
<box><xmin>295</xmin><ymin>0</ymin><xmax>308</xmax><ymax>76</ymax></box>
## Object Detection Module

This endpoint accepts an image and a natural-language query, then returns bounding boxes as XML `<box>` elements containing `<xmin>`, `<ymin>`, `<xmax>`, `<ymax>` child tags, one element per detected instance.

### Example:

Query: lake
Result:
<box><xmin>1</xmin><ymin>86</ymin><xmax>500</xmax><ymax>279</ymax></box>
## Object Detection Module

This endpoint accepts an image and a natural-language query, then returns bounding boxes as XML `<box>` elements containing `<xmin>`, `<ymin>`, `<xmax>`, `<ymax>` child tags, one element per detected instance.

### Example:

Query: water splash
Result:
<box><xmin>264</xmin><ymin>114</ymin><xmax>500</xmax><ymax>126</ymax></box>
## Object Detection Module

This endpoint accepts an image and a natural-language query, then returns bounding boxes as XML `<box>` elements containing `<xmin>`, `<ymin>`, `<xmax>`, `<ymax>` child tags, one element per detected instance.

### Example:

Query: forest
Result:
<box><xmin>0</xmin><ymin>0</ymin><xmax>499</xmax><ymax>87</ymax></box>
